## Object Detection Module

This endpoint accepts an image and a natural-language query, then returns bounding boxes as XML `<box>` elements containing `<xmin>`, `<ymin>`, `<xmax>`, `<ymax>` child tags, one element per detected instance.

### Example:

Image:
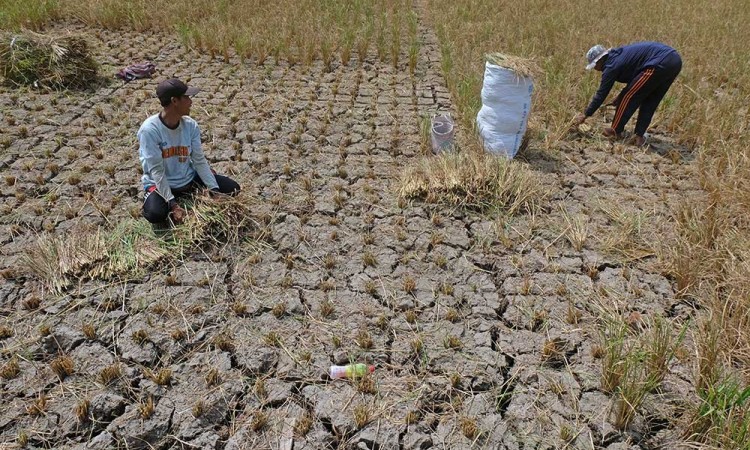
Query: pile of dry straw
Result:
<box><xmin>0</xmin><ymin>30</ymin><xmax>99</xmax><ymax>89</ymax></box>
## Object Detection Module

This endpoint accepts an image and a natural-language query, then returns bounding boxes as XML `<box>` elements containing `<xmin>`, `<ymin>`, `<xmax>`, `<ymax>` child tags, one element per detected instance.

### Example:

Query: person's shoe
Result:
<box><xmin>602</xmin><ymin>127</ymin><xmax>621</xmax><ymax>140</ymax></box>
<box><xmin>629</xmin><ymin>135</ymin><xmax>646</xmax><ymax>147</ymax></box>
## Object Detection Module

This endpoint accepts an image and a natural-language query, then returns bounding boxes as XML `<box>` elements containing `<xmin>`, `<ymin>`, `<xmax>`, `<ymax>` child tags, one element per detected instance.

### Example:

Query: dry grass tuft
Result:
<box><xmin>445</xmin><ymin>308</ymin><xmax>460</xmax><ymax>322</ymax></box>
<box><xmin>50</xmin><ymin>355</ymin><xmax>74</xmax><ymax>379</ymax></box>
<box><xmin>22</xmin><ymin>295</ymin><xmax>41</xmax><ymax>310</ymax></box>
<box><xmin>459</xmin><ymin>416</ymin><xmax>479</xmax><ymax>440</ymax></box>
<box><xmin>251</xmin><ymin>411</ymin><xmax>268</xmax><ymax>432</ymax></box>
<box><xmin>562</xmin><ymin>209</ymin><xmax>588</xmax><ymax>251</ymax></box>
<box><xmin>264</xmin><ymin>331</ymin><xmax>282</xmax><ymax>347</ymax></box>
<box><xmin>192</xmin><ymin>400</ymin><xmax>206</xmax><ymax>418</ymax></box>
<box><xmin>38</xmin><ymin>324</ymin><xmax>51</xmax><ymax>336</ymax></box>
<box><xmin>356</xmin><ymin>329</ymin><xmax>374</xmax><ymax>350</ymax></box>
<box><xmin>541</xmin><ymin>338</ymin><xmax>567</xmax><ymax>367</ymax></box>
<box><xmin>212</xmin><ymin>333</ymin><xmax>236</xmax><ymax>353</ymax></box>
<box><xmin>171</xmin><ymin>192</ymin><xmax>260</xmax><ymax>247</ymax></box>
<box><xmin>370</xmin><ymin>318</ymin><xmax>386</xmax><ymax>335</ymax></box>
<box><xmin>405</xmin><ymin>410</ymin><xmax>421</xmax><ymax>425</ymax></box>
<box><xmin>356</xmin><ymin>373</ymin><xmax>377</xmax><ymax>395</ymax></box>
<box><xmin>598</xmin><ymin>204</ymin><xmax>653</xmax><ymax>262</ymax></box>
<box><xmin>26</xmin><ymin>394</ymin><xmax>48</xmax><ymax>416</ymax></box>
<box><xmin>145</xmin><ymin>367</ymin><xmax>172</xmax><ymax>386</ymax></box>
<box><xmin>398</xmin><ymin>150</ymin><xmax>546</xmax><ymax>214</ymax></box>
<box><xmin>364</xmin><ymin>280</ymin><xmax>378</xmax><ymax>296</ymax></box>
<box><xmin>403</xmin><ymin>276</ymin><xmax>417</xmax><ymax>294</ymax></box>
<box><xmin>139</xmin><ymin>396</ymin><xmax>155</xmax><ymax>419</ymax></box>
<box><xmin>0</xmin><ymin>324</ymin><xmax>14</xmax><ymax>339</ymax></box>
<box><xmin>443</xmin><ymin>335</ymin><xmax>463</xmax><ymax>350</ymax></box>
<box><xmin>81</xmin><ymin>322</ymin><xmax>96</xmax><ymax>339</ymax></box>
<box><xmin>353</xmin><ymin>404</ymin><xmax>370</xmax><ymax>429</ymax></box>
<box><xmin>449</xmin><ymin>372</ymin><xmax>462</xmax><ymax>389</ymax></box>
<box><xmin>362</xmin><ymin>251</ymin><xmax>377</xmax><ymax>267</ymax></box>
<box><xmin>16</xmin><ymin>431</ymin><xmax>28</xmax><ymax>447</ymax></box>
<box><xmin>319</xmin><ymin>299</ymin><xmax>335</xmax><ymax>318</ymax></box>
<box><xmin>205</xmin><ymin>368</ymin><xmax>221</xmax><ymax>386</ymax></box>
<box><xmin>559</xmin><ymin>424</ymin><xmax>575</xmax><ymax>444</ymax></box>
<box><xmin>272</xmin><ymin>301</ymin><xmax>287</xmax><ymax>318</ymax></box>
<box><xmin>171</xmin><ymin>328</ymin><xmax>186</xmax><ymax>341</ymax></box>
<box><xmin>254</xmin><ymin>378</ymin><xmax>268</xmax><ymax>399</ymax></box>
<box><xmin>1</xmin><ymin>356</ymin><xmax>20</xmax><ymax>380</ymax></box>
<box><xmin>411</xmin><ymin>337</ymin><xmax>424</xmax><ymax>356</ymax></box>
<box><xmin>323</xmin><ymin>253</ymin><xmax>336</xmax><ymax>270</ymax></box>
<box><xmin>231</xmin><ymin>301</ymin><xmax>248</xmax><ymax>317</ymax></box>
<box><xmin>98</xmin><ymin>363</ymin><xmax>121</xmax><ymax>385</ymax></box>
<box><xmin>318</xmin><ymin>279</ymin><xmax>334</xmax><ymax>291</ymax></box>
<box><xmin>131</xmin><ymin>329</ymin><xmax>149</xmax><ymax>345</ymax></box>
<box><xmin>74</xmin><ymin>398</ymin><xmax>90</xmax><ymax>422</ymax></box>
<box><xmin>294</xmin><ymin>411</ymin><xmax>314</xmax><ymax>437</ymax></box>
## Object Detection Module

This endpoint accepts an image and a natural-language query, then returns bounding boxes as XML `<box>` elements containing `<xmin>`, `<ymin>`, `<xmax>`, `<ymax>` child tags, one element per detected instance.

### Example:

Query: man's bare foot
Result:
<box><xmin>629</xmin><ymin>135</ymin><xmax>646</xmax><ymax>147</ymax></box>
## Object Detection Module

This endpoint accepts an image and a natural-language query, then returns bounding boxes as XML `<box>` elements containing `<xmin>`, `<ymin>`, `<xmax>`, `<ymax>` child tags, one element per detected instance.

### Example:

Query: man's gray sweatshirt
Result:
<box><xmin>137</xmin><ymin>114</ymin><xmax>219</xmax><ymax>204</ymax></box>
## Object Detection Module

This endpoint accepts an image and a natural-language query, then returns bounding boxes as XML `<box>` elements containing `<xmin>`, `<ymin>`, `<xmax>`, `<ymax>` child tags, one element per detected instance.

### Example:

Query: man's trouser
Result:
<box><xmin>611</xmin><ymin>51</ymin><xmax>682</xmax><ymax>137</ymax></box>
<box><xmin>142</xmin><ymin>174</ymin><xmax>240</xmax><ymax>224</ymax></box>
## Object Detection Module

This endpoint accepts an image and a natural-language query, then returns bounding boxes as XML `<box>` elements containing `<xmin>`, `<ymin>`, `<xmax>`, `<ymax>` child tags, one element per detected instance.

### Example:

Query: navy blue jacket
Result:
<box><xmin>585</xmin><ymin>42</ymin><xmax>678</xmax><ymax>117</ymax></box>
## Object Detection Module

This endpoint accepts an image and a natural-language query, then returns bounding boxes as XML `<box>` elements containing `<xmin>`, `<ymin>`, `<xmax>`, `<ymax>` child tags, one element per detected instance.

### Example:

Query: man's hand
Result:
<box><xmin>205</xmin><ymin>188</ymin><xmax>229</xmax><ymax>200</ymax></box>
<box><xmin>573</xmin><ymin>113</ymin><xmax>587</xmax><ymax>126</ymax></box>
<box><xmin>170</xmin><ymin>204</ymin><xmax>186</xmax><ymax>224</ymax></box>
<box><xmin>602</xmin><ymin>127</ymin><xmax>622</xmax><ymax>140</ymax></box>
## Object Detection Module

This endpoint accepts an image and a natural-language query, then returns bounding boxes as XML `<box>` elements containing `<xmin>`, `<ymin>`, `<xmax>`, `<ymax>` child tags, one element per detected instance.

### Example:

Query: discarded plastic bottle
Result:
<box><xmin>329</xmin><ymin>364</ymin><xmax>375</xmax><ymax>379</ymax></box>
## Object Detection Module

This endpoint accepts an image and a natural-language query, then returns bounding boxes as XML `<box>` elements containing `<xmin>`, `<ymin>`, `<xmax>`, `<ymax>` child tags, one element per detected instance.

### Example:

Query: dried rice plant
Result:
<box><xmin>597</xmin><ymin>203</ymin><xmax>654</xmax><ymax>262</ymax></box>
<box><xmin>171</xmin><ymin>191</ymin><xmax>260</xmax><ymax>249</ymax></box>
<box><xmin>0</xmin><ymin>30</ymin><xmax>99</xmax><ymax>89</ymax></box>
<box><xmin>484</xmin><ymin>53</ymin><xmax>541</xmax><ymax>80</ymax></box>
<box><xmin>20</xmin><ymin>228</ymin><xmax>104</xmax><ymax>293</ymax></box>
<box><xmin>21</xmin><ymin>192</ymin><xmax>258</xmax><ymax>292</ymax></box>
<box><xmin>561</xmin><ymin>207</ymin><xmax>588</xmax><ymax>251</ymax></box>
<box><xmin>397</xmin><ymin>150</ymin><xmax>546</xmax><ymax>214</ymax></box>
<box><xmin>21</xmin><ymin>221</ymin><xmax>169</xmax><ymax>292</ymax></box>
<box><xmin>92</xmin><ymin>221</ymin><xmax>172</xmax><ymax>280</ymax></box>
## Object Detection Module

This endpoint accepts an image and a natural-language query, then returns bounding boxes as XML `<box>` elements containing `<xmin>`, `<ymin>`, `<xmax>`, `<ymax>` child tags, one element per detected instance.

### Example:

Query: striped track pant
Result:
<box><xmin>611</xmin><ymin>51</ymin><xmax>682</xmax><ymax>136</ymax></box>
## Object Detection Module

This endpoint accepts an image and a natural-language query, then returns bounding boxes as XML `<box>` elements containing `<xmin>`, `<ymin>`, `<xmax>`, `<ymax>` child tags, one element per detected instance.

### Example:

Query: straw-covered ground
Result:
<box><xmin>0</xmin><ymin>2</ymin><xmax>734</xmax><ymax>449</ymax></box>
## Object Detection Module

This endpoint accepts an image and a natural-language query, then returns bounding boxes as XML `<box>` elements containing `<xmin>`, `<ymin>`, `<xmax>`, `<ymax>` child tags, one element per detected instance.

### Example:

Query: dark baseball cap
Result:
<box><xmin>156</xmin><ymin>78</ymin><xmax>199</xmax><ymax>102</ymax></box>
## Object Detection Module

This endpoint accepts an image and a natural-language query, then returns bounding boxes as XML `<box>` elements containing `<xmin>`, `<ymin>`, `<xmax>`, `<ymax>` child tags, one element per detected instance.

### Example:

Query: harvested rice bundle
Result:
<box><xmin>397</xmin><ymin>150</ymin><xmax>546</xmax><ymax>214</ymax></box>
<box><xmin>173</xmin><ymin>192</ymin><xmax>260</xmax><ymax>249</ymax></box>
<box><xmin>20</xmin><ymin>192</ymin><xmax>260</xmax><ymax>292</ymax></box>
<box><xmin>484</xmin><ymin>52</ymin><xmax>541</xmax><ymax>79</ymax></box>
<box><xmin>0</xmin><ymin>30</ymin><xmax>99</xmax><ymax>89</ymax></box>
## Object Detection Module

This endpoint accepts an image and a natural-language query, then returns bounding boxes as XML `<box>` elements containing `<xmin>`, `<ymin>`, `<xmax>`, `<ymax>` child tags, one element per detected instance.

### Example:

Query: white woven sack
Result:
<box><xmin>476</xmin><ymin>62</ymin><xmax>533</xmax><ymax>158</ymax></box>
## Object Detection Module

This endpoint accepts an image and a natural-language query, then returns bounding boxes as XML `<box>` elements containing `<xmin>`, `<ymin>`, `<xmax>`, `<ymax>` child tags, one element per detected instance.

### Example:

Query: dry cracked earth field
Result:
<box><xmin>0</xmin><ymin>17</ymin><xmax>700</xmax><ymax>450</ymax></box>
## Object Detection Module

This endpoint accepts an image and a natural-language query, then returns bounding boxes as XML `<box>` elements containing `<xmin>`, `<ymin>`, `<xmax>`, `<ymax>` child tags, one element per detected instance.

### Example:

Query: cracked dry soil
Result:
<box><xmin>0</xmin><ymin>15</ymin><xmax>699</xmax><ymax>450</ymax></box>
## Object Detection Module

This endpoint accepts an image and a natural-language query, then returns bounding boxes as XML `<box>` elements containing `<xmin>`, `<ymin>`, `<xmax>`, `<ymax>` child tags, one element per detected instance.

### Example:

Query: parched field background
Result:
<box><xmin>0</xmin><ymin>0</ymin><xmax>748</xmax><ymax>449</ymax></box>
